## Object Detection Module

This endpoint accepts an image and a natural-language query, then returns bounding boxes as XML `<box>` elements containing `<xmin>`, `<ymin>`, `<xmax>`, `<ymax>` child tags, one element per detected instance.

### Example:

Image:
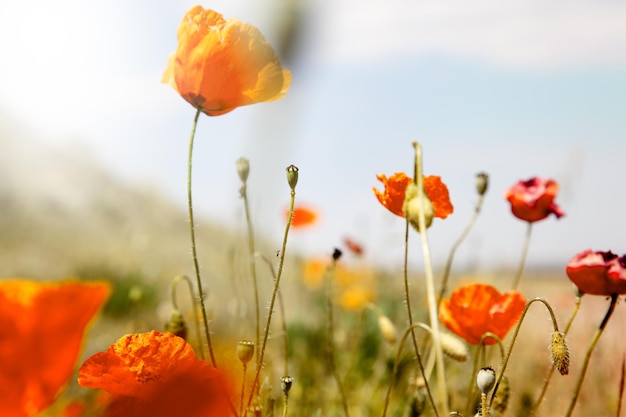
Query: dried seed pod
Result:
<box><xmin>477</xmin><ymin>366</ymin><xmax>496</xmax><ymax>394</ymax></box>
<box><xmin>281</xmin><ymin>375</ymin><xmax>294</xmax><ymax>396</ymax></box>
<box><xmin>237</xmin><ymin>340</ymin><xmax>255</xmax><ymax>365</ymax></box>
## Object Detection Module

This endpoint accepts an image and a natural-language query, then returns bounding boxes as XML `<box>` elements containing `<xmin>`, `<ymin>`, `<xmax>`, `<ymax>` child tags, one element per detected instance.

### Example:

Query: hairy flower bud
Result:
<box><xmin>236</xmin><ymin>157</ymin><xmax>250</xmax><ymax>183</ymax></box>
<box><xmin>550</xmin><ymin>331</ymin><xmax>570</xmax><ymax>375</ymax></box>
<box><xmin>476</xmin><ymin>172</ymin><xmax>489</xmax><ymax>196</ymax></box>
<box><xmin>403</xmin><ymin>182</ymin><xmax>434</xmax><ymax>232</ymax></box>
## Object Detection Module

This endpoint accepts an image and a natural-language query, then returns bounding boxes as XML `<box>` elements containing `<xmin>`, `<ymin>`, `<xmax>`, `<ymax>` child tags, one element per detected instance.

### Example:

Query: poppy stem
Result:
<box><xmin>170</xmin><ymin>275</ymin><xmax>204</xmax><ymax>359</ymax></box>
<box><xmin>489</xmin><ymin>298</ymin><xmax>560</xmax><ymax>407</ymax></box>
<box><xmin>437</xmin><ymin>192</ymin><xmax>485</xmax><ymax>310</ymax></box>
<box><xmin>412</xmin><ymin>141</ymin><xmax>449</xmax><ymax>416</ymax></box>
<box><xmin>247</xmin><ymin>167</ymin><xmax>296</xmax><ymax>410</ymax></box>
<box><xmin>465</xmin><ymin>334</ymin><xmax>504</xmax><ymax>416</ymax></box>
<box><xmin>382</xmin><ymin>323</ymin><xmax>439</xmax><ymax>417</ymax></box>
<box><xmin>326</xmin><ymin>253</ymin><xmax>351</xmax><ymax>417</ymax></box>
<box><xmin>512</xmin><ymin>222</ymin><xmax>533</xmax><ymax>290</ymax></box>
<box><xmin>564</xmin><ymin>293</ymin><xmax>618</xmax><ymax>417</ymax></box>
<box><xmin>401</xmin><ymin>219</ymin><xmax>439</xmax><ymax>416</ymax></box>
<box><xmin>239</xmin><ymin>167</ymin><xmax>261</xmax><ymax>369</ymax></box>
<box><xmin>186</xmin><ymin>107</ymin><xmax>218</xmax><ymax>368</ymax></box>
<box><xmin>529</xmin><ymin>294</ymin><xmax>582</xmax><ymax>417</ymax></box>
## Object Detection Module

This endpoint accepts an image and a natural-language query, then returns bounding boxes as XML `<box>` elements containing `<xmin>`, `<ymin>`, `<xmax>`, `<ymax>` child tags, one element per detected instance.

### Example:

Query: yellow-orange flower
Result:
<box><xmin>78</xmin><ymin>331</ymin><xmax>232</xmax><ymax>417</ymax></box>
<box><xmin>373</xmin><ymin>172</ymin><xmax>453</xmax><ymax>219</ymax></box>
<box><xmin>163</xmin><ymin>6</ymin><xmax>291</xmax><ymax>116</ymax></box>
<box><xmin>0</xmin><ymin>279</ymin><xmax>109</xmax><ymax>417</ymax></box>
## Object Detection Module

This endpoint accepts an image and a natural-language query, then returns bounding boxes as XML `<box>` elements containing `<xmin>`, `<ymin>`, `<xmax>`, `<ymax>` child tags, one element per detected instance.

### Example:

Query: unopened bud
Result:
<box><xmin>237</xmin><ymin>340</ymin><xmax>255</xmax><ymax>365</ymax></box>
<box><xmin>476</xmin><ymin>366</ymin><xmax>496</xmax><ymax>394</ymax></box>
<box><xmin>377</xmin><ymin>315</ymin><xmax>397</xmax><ymax>344</ymax></box>
<box><xmin>236</xmin><ymin>157</ymin><xmax>250</xmax><ymax>183</ymax></box>
<box><xmin>550</xmin><ymin>331</ymin><xmax>570</xmax><ymax>375</ymax></box>
<box><xmin>332</xmin><ymin>248</ymin><xmax>342</xmax><ymax>261</ymax></box>
<box><xmin>286</xmin><ymin>165</ymin><xmax>299</xmax><ymax>190</ymax></box>
<box><xmin>491</xmin><ymin>375</ymin><xmax>510</xmax><ymax>414</ymax></box>
<box><xmin>476</xmin><ymin>172</ymin><xmax>489</xmax><ymax>196</ymax></box>
<box><xmin>164</xmin><ymin>309</ymin><xmax>188</xmax><ymax>340</ymax></box>
<box><xmin>403</xmin><ymin>182</ymin><xmax>434</xmax><ymax>232</ymax></box>
<box><xmin>281</xmin><ymin>376</ymin><xmax>294</xmax><ymax>396</ymax></box>
<box><xmin>440</xmin><ymin>331</ymin><xmax>468</xmax><ymax>362</ymax></box>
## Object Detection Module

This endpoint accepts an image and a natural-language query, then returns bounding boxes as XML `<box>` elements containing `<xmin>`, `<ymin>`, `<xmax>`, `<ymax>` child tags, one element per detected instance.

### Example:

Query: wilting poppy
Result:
<box><xmin>566</xmin><ymin>249</ymin><xmax>626</xmax><ymax>296</ymax></box>
<box><xmin>162</xmin><ymin>5</ymin><xmax>291</xmax><ymax>116</ymax></box>
<box><xmin>373</xmin><ymin>172</ymin><xmax>453</xmax><ymax>221</ymax></box>
<box><xmin>78</xmin><ymin>331</ymin><xmax>232</xmax><ymax>417</ymax></box>
<box><xmin>505</xmin><ymin>177</ymin><xmax>564</xmax><ymax>222</ymax></box>
<box><xmin>287</xmin><ymin>204</ymin><xmax>318</xmax><ymax>228</ymax></box>
<box><xmin>0</xmin><ymin>279</ymin><xmax>109</xmax><ymax>417</ymax></box>
<box><xmin>439</xmin><ymin>284</ymin><xmax>526</xmax><ymax>345</ymax></box>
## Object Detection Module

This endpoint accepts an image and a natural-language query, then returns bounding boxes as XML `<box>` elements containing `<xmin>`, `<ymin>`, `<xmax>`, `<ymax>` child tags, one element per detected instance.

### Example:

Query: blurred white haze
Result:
<box><xmin>1</xmin><ymin>0</ymin><xmax>625</xmax><ymax>272</ymax></box>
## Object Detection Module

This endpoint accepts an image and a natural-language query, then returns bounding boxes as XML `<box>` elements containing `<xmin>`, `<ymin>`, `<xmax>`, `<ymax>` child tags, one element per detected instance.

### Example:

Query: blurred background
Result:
<box><xmin>1</xmin><ymin>0</ymin><xmax>625</xmax><ymax>279</ymax></box>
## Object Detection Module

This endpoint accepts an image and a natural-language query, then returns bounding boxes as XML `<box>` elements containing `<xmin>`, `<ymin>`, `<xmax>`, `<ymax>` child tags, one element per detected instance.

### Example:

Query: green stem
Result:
<box><xmin>246</xmin><ymin>181</ymin><xmax>296</xmax><ymax>409</ymax></box>
<box><xmin>327</xmin><ymin>255</ymin><xmax>351</xmax><ymax>417</ymax></box>
<box><xmin>564</xmin><ymin>293</ymin><xmax>618</xmax><ymax>417</ymax></box>
<box><xmin>512</xmin><ymin>222</ymin><xmax>533</xmax><ymax>290</ymax></box>
<box><xmin>489</xmin><ymin>298</ymin><xmax>560</xmax><ymax>407</ymax></box>
<box><xmin>186</xmin><ymin>107</ymin><xmax>217</xmax><ymax>368</ymax></box>
<box><xmin>413</xmin><ymin>141</ymin><xmax>448</xmax><ymax>415</ymax></box>
<box><xmin>401</xmin><ymin>220</ymin><xmax>439</xmax><ymax>417</ymax></box>
<box><xmin>529</xmin><ymin>295</ymin><xmax>582</xmax><ymax>417</ymax></box>
<box><xmin>170</xmin><ymin>275</ymin><xmax>204</xmax><ymax>360</ymax></box>
<box><xmin>240</xmin><ymin>179</ymin><xmax>261</xmax><ymax>368</ymax></box>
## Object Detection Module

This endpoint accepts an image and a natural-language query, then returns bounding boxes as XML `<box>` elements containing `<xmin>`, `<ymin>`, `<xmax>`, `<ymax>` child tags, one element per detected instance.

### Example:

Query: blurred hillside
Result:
<box><xmin>0</xmin><ymin>109</ymin><xmax>249</xmax><ymax>285</ymax></box>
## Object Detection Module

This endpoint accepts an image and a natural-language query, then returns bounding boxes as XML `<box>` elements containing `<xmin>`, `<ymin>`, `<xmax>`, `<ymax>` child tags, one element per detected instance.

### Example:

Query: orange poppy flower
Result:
<box><xmin>78</xmin><ymin>331</ymin><xmax>232</xmax><ymax>417</ymax></box>
<box><xmin>505</xmin><ymin>177</ymin><xmax>565</xmax><ymax>222</ymax></box>
<box><xmin>0</xmin><ymin>279</ymin><xmax>109</xmax><ymax>417</ymax></box>
<box><xmin>566</xmin><ymin>249</ymin><xmax>626</xmax><ymax>295</ymax></box>
<box><xmin>162</xmin><ymin>5</ymin><xmax>291</xmax><ymax>116</ymax></box>
<box><xmin>439</xmin><ymin>284</ymin><xmax>526</xmax><ymax>345</ymax></box>
<box><xmin>373</xmin><ymin>172</ymin><xmax>453</xmax><ymax>219</ymax></box>
<box><xmin>342</xmin><ymin>236</ymin><xmax>364</xmax><ymax>257</ymax></box>
<box><xmin>287</xmin><ymin>204</ymin><xmax>319</xmax><ymax>228</ymax></box>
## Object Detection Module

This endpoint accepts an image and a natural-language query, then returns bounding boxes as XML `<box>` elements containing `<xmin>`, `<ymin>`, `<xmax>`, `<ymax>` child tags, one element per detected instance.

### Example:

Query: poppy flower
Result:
<box><xmin>566</xmin><ymin>249</ymin><xmax>626</xmax><ymax>296</ymax></box>
<box><xmin>505</xmin><ymin>177</ymin><xmax>565</xmax><ymax>222</ymax></box>
<box><xmin>439</xmin><ymin>284</ymin><xmax>526</xmax><ymax>345</ymax></box>
<box><xmin>78</xmin><ymin>331</ymin><xmax>232</xmax><ymax>417</ymax></box>
<box><xmin>287</xmin><ymin>204</ymin><xmax>319</xmax><ymax>228</ymax></box>
<box><xmin>342</xmin><ymin>237</ymin><xmax>364</xmax><ymax>257</ymax></box>
<box><xmin>0</xmin><ymin>279</ymin><xmax>110</xmax><ymax>417</ymax></box>
<box><xmin>162</xmin><ymin>5</ymin><xmax>291</xmax><ymax>116</ymax></box>
<box><xmin>373</xmin><ymin>172</ymin><xmax>453</xmax><ymax>220</ymax></box>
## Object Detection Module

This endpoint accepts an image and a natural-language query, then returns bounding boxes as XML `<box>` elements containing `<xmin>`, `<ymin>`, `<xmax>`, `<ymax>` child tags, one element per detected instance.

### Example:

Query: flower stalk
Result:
<box><xmin>186</xmin><ymin>107</ymin><xmax>217</xmax><ymax>367</ymax></box>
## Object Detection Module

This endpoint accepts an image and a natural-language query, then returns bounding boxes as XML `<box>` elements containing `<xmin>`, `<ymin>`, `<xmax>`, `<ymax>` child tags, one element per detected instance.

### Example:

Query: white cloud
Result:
<box><xmin>311</xmin><ymin>0</ymin><xmax>626</xmax><ymax>70</ymax></box>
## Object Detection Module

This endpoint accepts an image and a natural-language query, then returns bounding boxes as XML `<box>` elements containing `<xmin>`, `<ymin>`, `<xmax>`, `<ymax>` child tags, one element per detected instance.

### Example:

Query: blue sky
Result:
<box><xmin>1</xmin><ymin>0</ymin><xmax>625</xmax><ymax>271</ymax></box>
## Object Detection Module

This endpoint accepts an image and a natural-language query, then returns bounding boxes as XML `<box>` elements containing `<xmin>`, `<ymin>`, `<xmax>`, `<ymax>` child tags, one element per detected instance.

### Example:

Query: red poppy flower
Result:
<box><xmin>505</xmin><ymin>177</ymin><xmax>565</xmax><ymax>222</ymax></box>
<box><xmin>162</xmin><ymin>6</ymin><xmax>291</xmax><ymax>116</ymax></box>
<box><xmin>287</xmin><ymin>204</ymin><xmax>319</xmax><ymax>228</ymax></box>
<box><xmin>373</xmin><ymin>172</ymin><xmax>453</xmax><ymax>219</ymax></box>
<box><xmin>566</xmin><ymin>249</ymin><xmax>626</xmax><ymax>296</ymax></box>
<box><xmin>343</xmin><ymin>237</ymin><xmax>364</xmax><ymax>257</ymax></box>
<box><xmin>0</xmin><ymin>279</ymin><xmax>109</xmax><ymax>417</ymax></box>
<box><xmin>78</xmin><ymin>331</ymin><xmax>232</xmax><ymax>417</ymax></box>
<box><xmin>439</xmin><ymin>284</ymin><xmax>526</xmax><ymax>345</ymax></box>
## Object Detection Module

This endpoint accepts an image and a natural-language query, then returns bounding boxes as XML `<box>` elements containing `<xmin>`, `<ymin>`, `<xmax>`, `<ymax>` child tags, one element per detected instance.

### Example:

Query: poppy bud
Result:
<box><xmin>476</xmin><ymin>366</ymin><xmax>496</xmax><ymax>394</ymax></box>
<box><xmin>403</xmin><ymin>182</ymin><xmax>435</xmax><ymax>232</ymax></box>
<box><xmin>237</xmin><ymin>340</ymin><xmax>255</xmax><ymax>365</ymax></box>
<box><xmin>440</xmin><ymin>331</ymin><xmax>468</xmax><ymax>362</ymax></box>
<box><xmin>332</xmin><ymin>248</ymin><xmax>342</xmax><ymax>261</ymax></box>
<box><xmin>281</xmin><ymin>376</ymin><xmax>294</xmax><ymax>396</ymax></box>
<box><xmin>236</xmin><ymin>158</ymin><xmax>250</xmax><ymax>183</ymax></box>
<box><xmin>550</xmin><ymin>331</ymin><xmax>570</xmax><ymax>375</ymax></box>
<box><xmin>476</xmin><ymin>172</ymin><xmax>489</xmax><ymax>196</ymax></box>
<box><xmin>491</xmin><ymin>375</ymin><xmax>510</xmax><ymax>414</ymax></box>
<box><xmin>286</xmin><ymin>165</ymin><xmax>299</xmax><ymax>190</ymax></box>
<box><xmin>164</xmin><ymin>309</ymin><xmax>188</xmax><ymax>340</ymax></box>
<box><xmin>377</xmin><ymin>315</ymin><xmax>397</xmax><ymax>344</ymax></box>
